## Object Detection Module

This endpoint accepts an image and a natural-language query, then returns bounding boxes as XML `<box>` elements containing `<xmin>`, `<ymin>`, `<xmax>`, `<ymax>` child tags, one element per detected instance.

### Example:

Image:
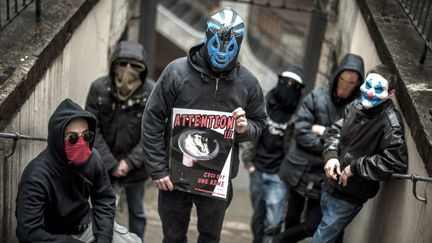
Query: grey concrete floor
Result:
<box><xmin>115</xmin><ymin>166</ymin><xmax>254</xmax><ymax>243</ymax></box>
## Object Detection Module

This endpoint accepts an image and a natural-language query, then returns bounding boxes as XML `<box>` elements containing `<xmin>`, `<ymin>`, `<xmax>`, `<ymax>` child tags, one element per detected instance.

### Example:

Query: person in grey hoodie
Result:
<box><xmin>273</xmin><ymin>53</ymin><xmax>364</xmax><ymax>243</ymax></box>
<box><xmin>141</xmin><ymin>7</ymin><xmax>266</xmax><ymax>243</ymax></box>
<box><xmin>86</xmin><ymin>41</ymin><xmax>155</xmax><ymax>241</ymax></box>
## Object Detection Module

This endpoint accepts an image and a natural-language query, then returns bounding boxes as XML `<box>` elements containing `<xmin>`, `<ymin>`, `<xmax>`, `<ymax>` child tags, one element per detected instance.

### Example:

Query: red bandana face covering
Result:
<box><xmin>64</xmin><ymin>137</ymin><xmax>92</xmax><ymax>166</ymax></box>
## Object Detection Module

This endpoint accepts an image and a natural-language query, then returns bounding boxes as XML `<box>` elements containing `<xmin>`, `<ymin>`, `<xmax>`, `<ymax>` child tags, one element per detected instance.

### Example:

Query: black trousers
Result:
<box><xmin>158</xmin><ymin>189</ymin><xmax>231</xmax><ymax>243</ymax></box>
<box><xmin>274</xmin><ymin>189</ymin><xmax>322</xmax><ymax>243</ymax></box>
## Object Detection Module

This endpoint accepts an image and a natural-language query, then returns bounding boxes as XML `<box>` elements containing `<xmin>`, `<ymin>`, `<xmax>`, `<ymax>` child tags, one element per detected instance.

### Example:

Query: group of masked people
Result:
<box><xmin>14</xmin><ymin>7</ymin><xmax>408</xmax><ymax>243</ymax></box>
<box><xmin>243</xmin><ymin>50</ymin><xmax>408</xmax><ymax>242</ymax></box>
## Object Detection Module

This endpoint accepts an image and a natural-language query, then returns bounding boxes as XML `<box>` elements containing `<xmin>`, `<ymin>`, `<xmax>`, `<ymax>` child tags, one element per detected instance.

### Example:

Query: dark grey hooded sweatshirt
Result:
<box><xmin>16</xmin><ymin>99</ymin><xmax>116</xmax><ymax>243</ymax></box>
<box><xmin>86</xmin><ymin>41</ymin><xmax>155</xmax><ymax>183</ymax></box>
<box><xmin>279</xmin><ymin>53</ymin><xmax>364</xmax><ymax>199</ymax></box>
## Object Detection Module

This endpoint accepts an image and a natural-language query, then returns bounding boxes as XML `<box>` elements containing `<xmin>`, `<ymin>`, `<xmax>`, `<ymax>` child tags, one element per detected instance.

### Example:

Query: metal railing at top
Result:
<box><xmin>0</xmin><ymin>0</ymin><xmax>41</xmax><ymax>31</ymax></box>
<box><xmin>223</xmin><ymin>0</ymin><xmax>315</xmax><ymax>12</ymax></box>
<box><xmin>397</xmin><ymin>0</ymin><xmax>432</xmax><ymax>63</ymax></box>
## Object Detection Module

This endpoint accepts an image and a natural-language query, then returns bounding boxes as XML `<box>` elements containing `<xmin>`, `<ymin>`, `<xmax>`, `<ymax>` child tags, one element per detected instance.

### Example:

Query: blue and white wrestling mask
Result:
<box><xmin>204</xmin><ymin>7</ymin><xmax>245</xmax><ymax>73</ymax></box>
<box><xmin>360</xmin><ymin>73</ymin><xmax>389</xmax><ymax>109</ymax></box>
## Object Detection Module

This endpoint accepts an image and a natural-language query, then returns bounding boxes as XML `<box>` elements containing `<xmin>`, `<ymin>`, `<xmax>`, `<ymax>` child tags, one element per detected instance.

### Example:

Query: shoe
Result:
<box><xmin>262</xmin><ymin>236</ymin><xmax>274</xmax><ymax>243</ymax></box>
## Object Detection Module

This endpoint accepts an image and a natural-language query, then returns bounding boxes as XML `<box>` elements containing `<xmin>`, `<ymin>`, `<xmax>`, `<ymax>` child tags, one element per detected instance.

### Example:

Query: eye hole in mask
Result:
<box><xmin>116</xmin><ymin>60</ymin><xmax>146</xmax><ymax>72</ymax></box>
<box><xmin>278</xmin><ymin>78</ymin><xmax>303</xmax><ymax>90</ymax></box>
<box><xmin>114</xmin><ymin>59</ymin><xmax>145</xmax><ymax>101</ymax></box>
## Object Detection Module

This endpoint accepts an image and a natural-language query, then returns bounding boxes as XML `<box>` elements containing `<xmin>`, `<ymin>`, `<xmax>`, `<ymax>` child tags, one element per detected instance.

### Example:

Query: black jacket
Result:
<box><xmin>16</xmin><ymin>99</ymin><xmax>116</xmax><ymax>243</ymax></box>
<box><xmin>142</xmin><ymin>43</ymin><xmax>267</xmax><ymax>180</ymax></box>
<box><xmin>323</xmin><ymin>99</ymin><xmax>408</xmax><ymax>204</ymax></box>
<box><xmin>280</xmin><ymin>54</ymin><xmax>364</xmax><ymax>199</ymax></box>
<box><xmin>241</xmin><ymin>88</ymin><xmax>298</xmax><ymax>173</ymax></box>
<box><xmin>86</xmin><ymin>41</ymin><xmax>155</xmax><ymax>183</ymax></box>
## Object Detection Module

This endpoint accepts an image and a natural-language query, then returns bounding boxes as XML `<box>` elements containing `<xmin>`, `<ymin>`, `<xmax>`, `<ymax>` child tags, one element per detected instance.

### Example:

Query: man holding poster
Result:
<box><xmin>141</xmin><ymin>7</ymin><xmax>266</xmax><ymax>243</ymax></box>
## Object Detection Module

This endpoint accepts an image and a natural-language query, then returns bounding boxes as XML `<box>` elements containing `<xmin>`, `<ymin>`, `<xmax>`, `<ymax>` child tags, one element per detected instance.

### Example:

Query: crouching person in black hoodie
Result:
<box><xmin>16</xmin><ymin>99</ymin><xmax>141</xmax><ymax>243</ymax></box>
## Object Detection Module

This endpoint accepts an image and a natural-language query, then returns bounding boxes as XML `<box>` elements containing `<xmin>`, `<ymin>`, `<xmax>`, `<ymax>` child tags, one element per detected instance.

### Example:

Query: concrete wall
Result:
<box><xmin>336</xmin><ymin>0</ymin><xmax>381</xmax><ymax>71</ymax></box>
<box><xmin>337</xmin><ymin>0</ymin><xmax>432</xmax><ymax>242</ymax></box>
<box><xmin>0</xmin><ymin>0</ymin><xmax>130</xmax><ymax>241</ymax></box>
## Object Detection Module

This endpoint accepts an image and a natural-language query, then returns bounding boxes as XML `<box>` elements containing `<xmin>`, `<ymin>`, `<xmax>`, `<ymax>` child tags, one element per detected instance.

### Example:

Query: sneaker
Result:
<box><xmin>262</xmin><ymin>236</ymin><xmax>274</xmax><ymax>243</ymax></box>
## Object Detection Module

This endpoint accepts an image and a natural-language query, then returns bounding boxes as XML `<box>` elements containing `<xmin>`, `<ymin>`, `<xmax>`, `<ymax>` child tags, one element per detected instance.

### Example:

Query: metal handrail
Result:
<box><xmin>391</xmin><ymin>173</ymin><xmax>432</xmax><ymax>203</ymax></box>
<box><xmin>0</xmin><ymin>132</ymin><xmax>46</xmax><ymax>158</ymax></box>
<box><xmin>1</xmin><ymin>132</ymin><xmax>431</xmax><ymax>204</ymax></box>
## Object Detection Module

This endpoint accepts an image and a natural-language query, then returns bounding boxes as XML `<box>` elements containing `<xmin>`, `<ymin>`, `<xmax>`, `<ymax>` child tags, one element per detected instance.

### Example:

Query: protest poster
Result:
<box><xmin>169</xmin><ymin>108</ymin><xmax>235</xmax><ymax>200</ymax></box>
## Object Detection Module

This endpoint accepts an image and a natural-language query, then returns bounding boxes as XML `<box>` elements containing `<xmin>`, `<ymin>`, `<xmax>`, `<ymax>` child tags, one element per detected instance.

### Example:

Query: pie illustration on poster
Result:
<box><xmin>170</xmin><ymin>108</ymin><xmax>235</xmax><ymax>200</ymax></box>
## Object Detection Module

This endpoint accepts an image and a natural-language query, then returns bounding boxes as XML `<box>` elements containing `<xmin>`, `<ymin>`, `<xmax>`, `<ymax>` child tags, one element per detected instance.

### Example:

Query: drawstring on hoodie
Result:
<box><xmin>200</xmin><ymin>73</ymin><xmax>222</xmax><ymax>110</ymax></box>
<box><xmin>214</xmin><ymin>78</ymin><xmax>219</xmax><ymax>97</ymax></box>
<box><xmin>66</xmin><ymin>164</ymin><xmax>94</xmax><ymax>187</ymax></box>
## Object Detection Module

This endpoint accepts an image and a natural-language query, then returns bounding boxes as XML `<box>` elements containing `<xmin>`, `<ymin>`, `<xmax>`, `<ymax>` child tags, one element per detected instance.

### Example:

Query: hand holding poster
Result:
<box><xmin>169</xmin><ymin>108</ymin><xmax>235</xmax><ymax>200</ymax></box>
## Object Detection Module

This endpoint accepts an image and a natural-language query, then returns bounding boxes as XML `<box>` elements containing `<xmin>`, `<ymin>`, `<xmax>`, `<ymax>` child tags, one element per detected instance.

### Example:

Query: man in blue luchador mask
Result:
<box><xmin>141</xmin><ymin>7</ymin><xmax>266</xmax><ymax>243</ymax></box>
<box><xmin>203</xmin><ymin>8</ymin><xmax>245</xmax><ymax>72</ymax></box>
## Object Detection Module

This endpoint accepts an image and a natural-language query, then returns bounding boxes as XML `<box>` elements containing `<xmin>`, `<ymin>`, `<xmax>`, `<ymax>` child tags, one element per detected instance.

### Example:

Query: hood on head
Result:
<box><xmin>278</xmin><ymin>64</ymin><xmax>305</xmax><ymax>87</ymax></box>
<box><xmin>110</xmin><ymin>41</ymin><xmax>148</xmax><ymax>83</ymax></box>
<box><xmin>330</xmin><ymin>53</ymin><xmax>365</xmax><ymax>104</ymax></box>
<box><xmin>47</xmin><ymin>98</ymin><xmax>97</xmax><ymax>163</ymax></box>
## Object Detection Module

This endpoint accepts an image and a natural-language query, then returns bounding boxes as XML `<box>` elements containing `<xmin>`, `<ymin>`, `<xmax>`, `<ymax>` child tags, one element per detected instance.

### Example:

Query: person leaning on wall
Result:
<box><xmin>311</xmin><ymin>64</ymin><xmax>408</xmax><ymax>243</ymax></box>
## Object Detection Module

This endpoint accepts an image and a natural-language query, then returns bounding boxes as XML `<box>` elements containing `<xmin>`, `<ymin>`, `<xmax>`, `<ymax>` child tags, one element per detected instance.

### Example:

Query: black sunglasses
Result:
<box><xmin>278</xmin><ymin>78</ymin><xmax>303</xmax><ymax>89</ymax></box>
<box><xmin>65</xmin><ymin>131</ymin><xmax>95</xmax><ymax>144</ymax></box>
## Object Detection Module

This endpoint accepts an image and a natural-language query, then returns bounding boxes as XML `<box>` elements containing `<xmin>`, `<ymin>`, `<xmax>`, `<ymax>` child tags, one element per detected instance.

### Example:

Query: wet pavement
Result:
<box><xmin>115</xmin><ymin>166</ymin><xmax>253</xmax><ymax>243</ymax></box>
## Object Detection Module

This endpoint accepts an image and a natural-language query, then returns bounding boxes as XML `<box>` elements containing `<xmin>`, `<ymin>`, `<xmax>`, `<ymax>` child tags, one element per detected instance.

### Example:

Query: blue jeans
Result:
<box><xmin>250</xmin><ymin>170</ymin><xmax>286</xmax><ymax>243</ymax></box>
<box><xmin>124</xmin><ymin>181</ymin><xmax>147</xmax><ymax>241</ymax></box>
<box><xmin>311</xmin><ymin>191</ymin><xmax>362</xmax><ymax>243</ymax></box>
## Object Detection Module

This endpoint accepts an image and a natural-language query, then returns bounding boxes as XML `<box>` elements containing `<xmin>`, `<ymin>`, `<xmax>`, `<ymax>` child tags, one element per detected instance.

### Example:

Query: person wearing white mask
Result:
<box><xmin>311</xmin><ymin>64</ymin><xmax>408</xmax><ymax>243</ymax></box>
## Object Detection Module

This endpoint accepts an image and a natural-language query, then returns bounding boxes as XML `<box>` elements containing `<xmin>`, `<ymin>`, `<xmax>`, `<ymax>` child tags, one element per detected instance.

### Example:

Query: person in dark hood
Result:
<box><xmin>241</xmin><ymin>65</ymin><xmax>304</xmax><ymax>243</ymax></box>
<box><xmin>141</xmin><ymin>7</ymin><xmax>266</xmax><ymax>243</ymax></box>
<box><xmin>85</xmin><ymin>41</ymin><xmax>155</xmax><ymax>241</ymax></box>
<box><xmin>311</xmin><ymin>64</ymin><xmax>408</xmax><ymax>242</ymax></box>
<box><xmin>15</xmin><ymin>98</ymin><xmax>140</xmax><ymax>243</ymax></box>
<box><xmin>272</xmin><ymin>53</ymin><xmax>364</xmax><ymax>243</ymax></box>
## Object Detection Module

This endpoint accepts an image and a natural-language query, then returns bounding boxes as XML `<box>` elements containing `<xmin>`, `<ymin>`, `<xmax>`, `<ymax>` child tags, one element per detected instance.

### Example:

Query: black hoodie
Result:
<box><xmin>16</xmin><ymin>99</ymin><xmax>116</xmax><ymax>243</ymax></box>
<box><xmin>241</xmin><ymin>88</ymin><xmax>301</xmax><ymax>173</ymax></box>
<box><xmin>86</xmin><ymin>41</ymin><xmax>155</xmax><ymax>183</ymax></box>
<box><xmin>142</xmin><ymin>43</ymin><xmax>267</xmax><ymax>180</ymax></box>
<box><xmin>279</xmin><ymin>53</ymin><xmax>364</xmax><ymax>199</ymax></box>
